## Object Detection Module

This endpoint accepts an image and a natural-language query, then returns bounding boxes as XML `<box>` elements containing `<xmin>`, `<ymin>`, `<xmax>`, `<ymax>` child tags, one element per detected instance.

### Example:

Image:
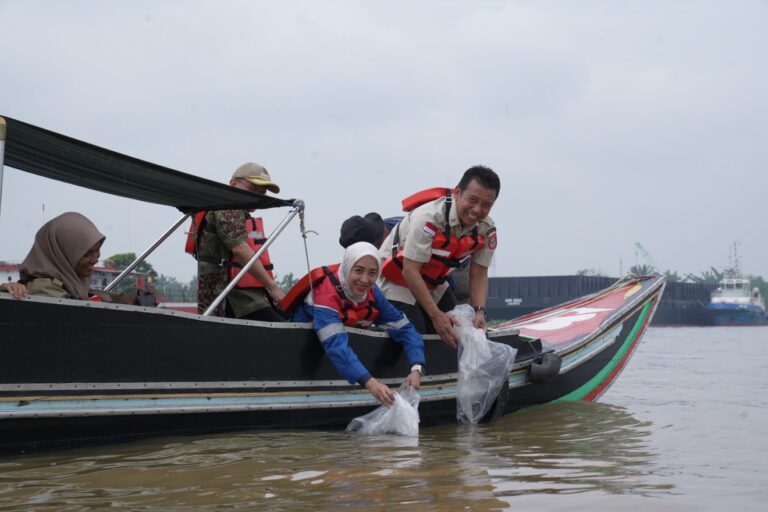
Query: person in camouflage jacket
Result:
<box><xmin>196</xmin><ymin>163</ymin><xmax>285</xmax><ymax>322</ymax></box>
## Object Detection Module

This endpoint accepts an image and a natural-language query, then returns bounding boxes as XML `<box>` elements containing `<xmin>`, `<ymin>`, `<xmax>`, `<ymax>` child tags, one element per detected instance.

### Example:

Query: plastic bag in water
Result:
<box><xmin>346</xmin><ymin>385</ymin><xmax>420</xmax><ymax>437</ymax></box>
<box><xmin>452</xmin><ymin>304</ymin><xmax>518</xmax><ymax>424</ymax></box>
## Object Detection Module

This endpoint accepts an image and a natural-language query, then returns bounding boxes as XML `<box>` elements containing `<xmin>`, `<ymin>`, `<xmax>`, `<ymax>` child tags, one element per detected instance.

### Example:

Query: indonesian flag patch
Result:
<box><xmin>486</xmin><ymin>227</ymin><xmax>498</xmax><ymax>251</ymax></box>
<box><xmin>422</xmin><ymin>222</ymin><xmax>438</xmax><ymax>238</ymax></box>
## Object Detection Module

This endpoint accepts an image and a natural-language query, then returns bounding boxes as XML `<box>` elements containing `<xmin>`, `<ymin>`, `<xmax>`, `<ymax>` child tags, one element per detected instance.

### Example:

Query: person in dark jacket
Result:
<box><xmin>339</xmin><ymin>212</ymin><xmax>385</xmax><ymax>248</ymax></box>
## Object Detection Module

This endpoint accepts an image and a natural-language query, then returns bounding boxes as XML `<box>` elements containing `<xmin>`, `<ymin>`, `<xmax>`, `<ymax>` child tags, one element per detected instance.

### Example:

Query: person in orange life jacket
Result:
<box><xmin>338</xmin><ymin>212</ymin><xmax>386</xmax><ymax>248</ymax></box>
<box><xmin>292</xmin><ymin>242</ymin><xmax>425</xmax><ymax>406</ymax></box>
<box><xmin>195</xmin><ymin>163</ymin><xmax>285</xmax><ymax>321</ymax></box>
<box><xmin>383</xmin><ymin>214</ymin><xmax>470</xmax><ymax>301</ymax></box>
<box><xmin>378</xmin><ymin>166</ymin><xmax>500</xmax><ymax>349</ymax></box>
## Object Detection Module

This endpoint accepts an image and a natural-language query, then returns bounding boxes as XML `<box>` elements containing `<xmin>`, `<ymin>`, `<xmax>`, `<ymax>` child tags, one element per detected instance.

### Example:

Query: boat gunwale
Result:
<box><xmin>0</xmin><ymin>291</ymin><xmax>522</xmax><ymax>338</ymax></box>
<box><xmin>514</xmin><ymin>276</ymin><xmax>665</xmax><ymax>358</ymax></box>
<box><xmin>0</xmin><ymin>283</ymin><xmax>662</xmax><ymax>420</ymax></box>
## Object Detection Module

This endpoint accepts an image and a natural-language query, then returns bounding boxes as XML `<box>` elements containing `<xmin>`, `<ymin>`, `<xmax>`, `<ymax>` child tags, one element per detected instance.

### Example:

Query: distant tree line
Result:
<box><xmin>104</xmin><ymin>253</ymin><xmax>300</xmax><ymax>303</ymax></box>
<box><xmin>100</xmin><ymin>253</ymin><xmax>768</xmax><ymax>304</ymax></box>
<box><xmin>105</xmin><ymin>252</ymin><xmax>196</xmax><ymax>302</ymax></box>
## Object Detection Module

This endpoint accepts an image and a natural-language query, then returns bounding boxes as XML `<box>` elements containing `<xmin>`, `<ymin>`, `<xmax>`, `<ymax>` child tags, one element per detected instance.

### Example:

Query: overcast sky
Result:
<box><xmin>1</xmin><ymin>0</ymin><xmax>766</xmax><ymax>283</ymax></box>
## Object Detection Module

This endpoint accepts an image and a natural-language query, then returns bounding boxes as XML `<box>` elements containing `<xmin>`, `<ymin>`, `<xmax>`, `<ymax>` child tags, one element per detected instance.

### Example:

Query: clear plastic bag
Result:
<box><xmin>346</xmin><ymin>385</ymin><xmax>420</xmax><ymax>437</ymax></box>
<box><xmin>452</xmin><ymin>304</ymin><xmax>518</xmax><ymax>424</ymax></box>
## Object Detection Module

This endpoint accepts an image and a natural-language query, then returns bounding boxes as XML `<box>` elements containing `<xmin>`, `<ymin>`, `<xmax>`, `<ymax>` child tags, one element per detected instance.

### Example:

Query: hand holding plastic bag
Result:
<box><xmin>452</xmin><ymin>305</ymin><xmax>517</xmax><ymax>424</ymax></box>
<box><xmin>346</xmin><ymin>385</ymin><xmax>420</xmax><ymax>437</ymax></box>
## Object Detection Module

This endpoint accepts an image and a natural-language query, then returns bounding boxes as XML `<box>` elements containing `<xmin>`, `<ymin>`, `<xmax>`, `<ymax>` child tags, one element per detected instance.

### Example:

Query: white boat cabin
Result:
<box><xmin>711</xmin><ymin>278</ymin><xmax>764</xmax><ymax>308</ymax></box>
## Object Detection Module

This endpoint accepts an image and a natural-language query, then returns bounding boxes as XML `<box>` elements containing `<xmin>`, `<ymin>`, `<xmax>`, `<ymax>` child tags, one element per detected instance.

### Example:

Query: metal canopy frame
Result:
<box><xmin>0</xmin><ymin>116</ymin><xmax>304</xmax><ymax>311</ymax></box>
<box><xmin>203</xmin><ymin>201</ymin><xmax>304</xmax><ymax>316</ymax></box>
<box><xmin>102</xmin><ymin>213</ymin><xmax>191</xmax><ymax>293</ymax></box>
<box><xmin>0</xmin><ymin>118</ymin><xmax>6</xmax><ymax>220</ymax></box>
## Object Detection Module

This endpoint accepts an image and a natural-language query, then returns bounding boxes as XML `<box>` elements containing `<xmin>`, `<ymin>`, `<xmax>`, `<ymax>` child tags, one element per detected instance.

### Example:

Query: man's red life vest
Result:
<box><xmin>185</xmin><ymin>212</ymin><xmax>275</xmax><ymax>289</ymax></box>
<box><xmin>380</xmin><ymin>187</ymin><xmax>486</xmax><ymax>288</ymax></box>
<box><xmin>400</xmin><ymin>187</ymin><xmax>456</xmax><ymax>212</ymax></box>
<box><xmin>280</xmin><ymin>264</ymin><xmax>380</xmax><ymax>327</ymax></box>
<box><xmin>183</xmin><ymin>212</ymin><xmax>208</xmax><ymax>256</ymax></box>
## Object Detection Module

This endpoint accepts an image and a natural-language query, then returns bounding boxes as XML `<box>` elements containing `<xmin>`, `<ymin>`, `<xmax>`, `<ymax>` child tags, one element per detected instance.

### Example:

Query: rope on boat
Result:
<box><xmin>298</xmin><ymin>204</ymin><xmax>319</xmax><ymax>299</ymax></box>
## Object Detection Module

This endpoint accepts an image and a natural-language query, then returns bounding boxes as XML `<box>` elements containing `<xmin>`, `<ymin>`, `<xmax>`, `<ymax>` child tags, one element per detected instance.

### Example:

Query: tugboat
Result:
<box><xmin>707</xmin><ymin>242</ymin><xmax>768</xmax><ymax>326</ymax></box>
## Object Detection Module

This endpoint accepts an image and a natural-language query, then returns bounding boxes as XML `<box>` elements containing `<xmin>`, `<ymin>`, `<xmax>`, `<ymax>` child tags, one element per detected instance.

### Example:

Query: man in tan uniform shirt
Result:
<box><xmin>378</xmin><ymin>166</ymin><xmax>500</xmax><ymax>348</ymax></box>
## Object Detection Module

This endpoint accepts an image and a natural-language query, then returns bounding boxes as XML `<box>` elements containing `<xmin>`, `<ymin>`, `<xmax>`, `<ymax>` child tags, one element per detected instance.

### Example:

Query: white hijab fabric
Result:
<box><xmin>338</xmin><ymin>241</ymin><xmax>381</xmax><ymax>304</ymax></box>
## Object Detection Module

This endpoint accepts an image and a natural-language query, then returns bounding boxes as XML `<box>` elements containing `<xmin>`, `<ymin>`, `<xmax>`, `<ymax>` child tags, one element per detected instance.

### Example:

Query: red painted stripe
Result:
<box><xmin>582</xmin><ymin>298</ymin><xmax>657</xmax><ymax>401</ymax></box>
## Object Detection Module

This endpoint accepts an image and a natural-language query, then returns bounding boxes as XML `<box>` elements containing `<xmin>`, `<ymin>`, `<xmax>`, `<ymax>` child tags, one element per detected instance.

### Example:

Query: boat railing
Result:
<box><xmin>203</xmin><ymin>200</ymin><xmax>304</xmax><ymax>316</ymax></box>
<box><xmin>0</xmin><ymin>115</ymin><xmax>305</xmax><ymax>316</ymax></box>
<box><xmin>103</xmin><ymin>213</ymin><xmax>192</xmax><ymax>292</ymax></box>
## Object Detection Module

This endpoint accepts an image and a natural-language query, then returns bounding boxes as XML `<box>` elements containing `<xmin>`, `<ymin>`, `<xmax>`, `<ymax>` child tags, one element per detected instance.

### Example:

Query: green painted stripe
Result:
<box><xmin>554</xmin><ymin>299</ymin><xmax>654</xmax><ymax>402</ymax></box>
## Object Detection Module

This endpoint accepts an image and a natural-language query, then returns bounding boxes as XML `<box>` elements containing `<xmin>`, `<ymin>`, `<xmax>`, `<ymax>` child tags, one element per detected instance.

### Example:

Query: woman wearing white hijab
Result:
<box><xmin>293</xmin><ymin>242</ymin><xmax>426</xmax><ymax>405</ymax></box>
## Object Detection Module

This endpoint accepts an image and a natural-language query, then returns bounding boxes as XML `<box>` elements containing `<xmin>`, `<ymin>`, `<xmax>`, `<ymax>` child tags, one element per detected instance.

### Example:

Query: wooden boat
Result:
<box><xmin>0</xmin><ymin>116</ymin><xmax>666</xmax><ymax>453</ymax></box>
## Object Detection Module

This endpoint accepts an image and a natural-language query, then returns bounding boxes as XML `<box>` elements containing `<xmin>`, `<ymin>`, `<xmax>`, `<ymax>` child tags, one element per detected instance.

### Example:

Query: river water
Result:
<box><xmin>1</xmin><ymin>327</ymin><xmax>767</xmax><ymax>511</ymax></box>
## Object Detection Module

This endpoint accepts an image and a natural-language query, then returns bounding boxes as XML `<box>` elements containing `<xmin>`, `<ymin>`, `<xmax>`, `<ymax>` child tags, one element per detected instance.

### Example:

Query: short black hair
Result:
<box><xmin>339</xmin><ymin>212</ymin><xmax>385</xmax><ymax>248</ymax></box>
<box><xmin>457</xmin><ymin>165</ymin><xmax>500</xmax><ymax>198</ymax></box>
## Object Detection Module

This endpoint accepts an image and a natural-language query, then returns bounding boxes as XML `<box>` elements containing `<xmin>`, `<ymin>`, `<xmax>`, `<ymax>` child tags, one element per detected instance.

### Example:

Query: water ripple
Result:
<box><xmin>1</xmin><ymin>327</ymin><xmax>767</xmax><ymax>510</ymax></box>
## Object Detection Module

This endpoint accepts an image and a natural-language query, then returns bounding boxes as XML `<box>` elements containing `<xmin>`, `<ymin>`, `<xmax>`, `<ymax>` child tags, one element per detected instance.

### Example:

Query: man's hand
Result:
<box><xmin>365</xmin><ymin>377</ymin><xmax>396</xmax><ymax>406</ymax></box>
<box><xmin>473</xmin><ymin>311</ymin><xmax>487</xmax><ymax>331</ymax></box>
<box><xmin>430</xmin><ymin>310</ymin><xmax>461</xmax><ymax>349</ymax></box>
<box><xmin>267</xmin><ymin>283</ymin><xmax>285</xmax><ymax>303</ymax></box>
<box><xmin>469</xmin><ymin>262</ymin><xmax>490</xmax><ymax>332</ymax></box>
<box><xmin>404</xmin><ymin>370</ymin><xmax>421</xmax><ymax>390</ymax></box>
<box><xmin>402</xmin><ymin>257</ymin><xmax>462</xmax><ymax>348</ymax></box>
<box><xmin>232</xmin><ymin>243</ymin><xmax>283</xmax><ymax>300</ymax></box>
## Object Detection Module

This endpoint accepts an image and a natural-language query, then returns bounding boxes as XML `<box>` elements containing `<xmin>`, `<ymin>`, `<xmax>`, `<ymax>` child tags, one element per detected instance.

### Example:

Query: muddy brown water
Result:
<box><xmin>1</xmin><ymin>327</ymin><xmax>766</xmax><ymax>510</ymax></box>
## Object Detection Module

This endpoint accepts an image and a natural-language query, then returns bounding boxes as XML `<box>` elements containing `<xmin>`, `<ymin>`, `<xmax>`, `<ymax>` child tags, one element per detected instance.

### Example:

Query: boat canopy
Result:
<box><xmin>0</xmin><ymin>116</ymin><xmax>294</xmax><ymax>213</ymax></box>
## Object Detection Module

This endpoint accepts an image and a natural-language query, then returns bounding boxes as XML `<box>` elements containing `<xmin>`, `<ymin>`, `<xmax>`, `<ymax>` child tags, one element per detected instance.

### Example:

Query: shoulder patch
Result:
<box><xmin>423</xmin><ymin>222</ymin><xmax>438</xmax><ymax>238</ymax></box>
<box><xmin>486</xmin><ymin>227</ymin><xmax>497</xmax><ymax>251</ymax></box>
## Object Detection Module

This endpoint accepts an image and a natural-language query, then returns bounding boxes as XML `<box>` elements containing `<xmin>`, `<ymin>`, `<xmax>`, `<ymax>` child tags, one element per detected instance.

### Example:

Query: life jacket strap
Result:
<box><xmin>431</xmin><ymin>255</ymin><xmax>465</xmax><ymax>269</ymax></box>
<box><xmin>196</xmin><ymin>257</ymin><xmax>237</xmax><ymax>268</ymax></box>
<box><xmin>323</xmin><ymin>266</ymin><xmax>351</xmax><ymax>322</ymax></box>
<box><xmin>470</xmin><ymin>226</ymin><xmax>479</xmax><ymax>250</ymax></box>
<box><xmin>422</xmin><ymin>274</ymin><xmax>448</xmax><ymax>286</ymax></box>
<box><xmin>392</xmin><ymin>222</ymin><xmax>403</xmax><ymax>269</ymax></box>
<box><xmin>441</xmin><ymin>188</ymin><xmax>452</xmax><ymax>248</ymax></box>
<box><xmin>197</xmin><ymin>256</ymin><xmax>273</xmax><ymax>272</ymax></box>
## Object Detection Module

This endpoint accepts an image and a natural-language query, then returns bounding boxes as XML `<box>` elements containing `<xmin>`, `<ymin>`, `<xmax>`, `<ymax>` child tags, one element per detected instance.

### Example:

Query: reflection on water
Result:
<box><xmin>455</xmin><ymin>401</ymin><xmax>671</xmax><ymax>499</ymax></box>
<box><xmin>0</xmin><ymin>401</ymin><xmax>661</xmax><ymax>510</ymax></box>
<box><xmin>4</xmin><ymin>327</ymin><xmax>767</xmax><ymax>510</ymax></box>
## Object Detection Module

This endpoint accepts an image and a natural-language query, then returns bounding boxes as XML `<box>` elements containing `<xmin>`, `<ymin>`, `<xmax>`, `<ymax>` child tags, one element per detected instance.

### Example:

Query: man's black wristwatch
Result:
<box><xmin>473</xmin><ymin>305</ymin><xmax>486</xmax><ymax>315</ymax></box>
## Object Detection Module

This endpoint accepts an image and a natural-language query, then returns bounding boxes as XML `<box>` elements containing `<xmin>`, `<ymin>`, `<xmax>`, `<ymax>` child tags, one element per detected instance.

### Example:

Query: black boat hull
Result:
<box><xmin>0</xmin><ymin>274</ymin><xmax>664</xmax><ymax>453</ymax></box>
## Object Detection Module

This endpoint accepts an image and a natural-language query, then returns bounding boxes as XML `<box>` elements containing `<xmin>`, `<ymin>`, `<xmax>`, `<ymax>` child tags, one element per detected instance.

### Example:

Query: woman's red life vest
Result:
<box><xmin>380</xmin><ymin>187</ymin><xmax>485</xmax><ymax>288</ymax></box>
<box><xmin>184</xmin><ymin>212</ymin><xmax>275</xmax><ymax>289</ymax></box>
<box><xmin>280</xmin><ymin>264</ymin><xmax>380</xmax><ymax>327</ymax></box>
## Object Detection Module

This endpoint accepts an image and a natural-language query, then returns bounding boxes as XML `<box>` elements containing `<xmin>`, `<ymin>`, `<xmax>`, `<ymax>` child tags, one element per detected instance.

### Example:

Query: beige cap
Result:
<box><xmin>231</xmin><ymin>162</ymin><xmax>280</xmax><ymax>194</ymax></box>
